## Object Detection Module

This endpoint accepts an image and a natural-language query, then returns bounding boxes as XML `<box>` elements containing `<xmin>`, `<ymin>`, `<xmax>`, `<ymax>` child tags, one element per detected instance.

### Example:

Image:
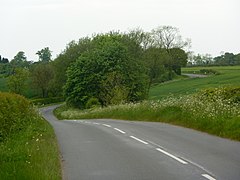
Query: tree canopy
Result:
<box><xmin>36</xmin><ymin>47</ymin><xmax>52</xmax><ymax>62</ymax></box>
<box><xmin>64</xmin><ymin>33</ymin><xmax>148</xmax><ymax>108</ymax></box>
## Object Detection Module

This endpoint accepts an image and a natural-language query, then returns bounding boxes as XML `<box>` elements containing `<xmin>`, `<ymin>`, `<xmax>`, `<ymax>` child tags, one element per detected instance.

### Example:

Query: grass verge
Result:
<box><xmin>0</xmin><ymin>93</ymin><xmax>61</xmax><ymax>180</ymax></box>
<box><xmin>55</xmin><ymin>87</ymin><xmax>240</xmax><ymax>141</ymax></box>
<box><xmin>0</xmin><ymin>115</ymin><xmax>62</xmax><ymax>179</ymax></box>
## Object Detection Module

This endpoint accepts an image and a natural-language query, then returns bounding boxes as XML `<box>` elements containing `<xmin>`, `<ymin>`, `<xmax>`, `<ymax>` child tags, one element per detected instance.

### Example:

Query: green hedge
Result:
<box><xmin>0</xmin><ymin>92</ymin><xmax>35</xmax><ymax>141</ymax></box>
<box><xmin>198</xmin><ymin>86</ymin><xmax>240</xmax><ymax>104</ymax></box>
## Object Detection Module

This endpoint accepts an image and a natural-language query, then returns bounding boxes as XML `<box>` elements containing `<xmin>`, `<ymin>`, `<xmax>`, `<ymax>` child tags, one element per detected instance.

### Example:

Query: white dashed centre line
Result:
<box><xmin>103</xmin><ymin>124</ymin><xmax>111</xmax><ymax>127</ymax></box>
<box><xmin>156</xmin><ymin>148</ymin><xmax>188</xmax><ymax>164</ymax></box>
<box><xmin>202</xmin><ymin>174</ymin><xmax>216</xmax><ymax>180</ymax></box>
<box><xmin>114</xmin><ymin>128</ymin><xmax>126</xmax><ymax>134</ymax></box>
<box><xmin>71</xmin><ymin>120</ymin><xmax>215</xmax><ymax>179</ymax></box>
<box><xmin>130</xmin><ymin>136</ymin><xmax>149</xmax><ymax>145</ymax></box>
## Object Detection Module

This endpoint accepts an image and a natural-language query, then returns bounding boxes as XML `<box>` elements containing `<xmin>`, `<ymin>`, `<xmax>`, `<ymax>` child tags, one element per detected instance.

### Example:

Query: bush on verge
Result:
<box><xmin>0</xmin><ymin>92</ymin><xmax>34</xmax><ymax>141</ymax></box>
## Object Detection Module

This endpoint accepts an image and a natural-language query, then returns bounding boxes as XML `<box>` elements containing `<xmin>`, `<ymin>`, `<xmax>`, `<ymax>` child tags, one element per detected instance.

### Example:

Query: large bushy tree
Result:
<box><xmin>168</xmin><ymin>48</ymin><xmax>188</xmax><ymax>75</ymax></box>
<box><xmin>143</xmin><ymin>47</ymin><xmax>170</xmax><ymax>86</ymax></box>
<box><xmin>52</xmin><ymin>38</ymin><xmax>92</xmax><ymax>95</ymax></box>
<box><xmin>64</xmin><ymin>33</ymin><xmax>148</xmax><ymax>108</ymax></box>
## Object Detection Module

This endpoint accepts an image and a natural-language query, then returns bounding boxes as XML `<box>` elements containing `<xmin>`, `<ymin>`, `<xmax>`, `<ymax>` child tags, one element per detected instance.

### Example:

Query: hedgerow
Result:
<box><xmin>0</xmin><ymin>92</ymin><xmax>35</xmax><ymax>141</ymax></box>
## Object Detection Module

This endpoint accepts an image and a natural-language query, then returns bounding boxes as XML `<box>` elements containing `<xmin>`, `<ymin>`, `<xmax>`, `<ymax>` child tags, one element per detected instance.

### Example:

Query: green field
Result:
<box><xmin>149</xmin><ymin>66</ymin><xmax>240</xmax><ymax>99</ymax></box>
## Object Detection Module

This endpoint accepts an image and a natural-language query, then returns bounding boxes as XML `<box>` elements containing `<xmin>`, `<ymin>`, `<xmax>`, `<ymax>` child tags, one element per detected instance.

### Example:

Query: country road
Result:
<box><xmin>40</xmin><ymin>105</ymin><xmax>240</xmax><ymax>180</ymax></box>
<box><xmin>182</xmin><ymin>73</ymin><xmax>208</xmax><ymax>78</ymax></box>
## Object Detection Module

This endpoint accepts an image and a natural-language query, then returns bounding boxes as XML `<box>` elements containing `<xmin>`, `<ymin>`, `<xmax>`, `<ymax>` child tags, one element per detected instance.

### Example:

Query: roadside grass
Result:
<box><xmin>150</xmin><ymin>66</ymin><xmax>240</xmax><ymax>100</ymax></box>
<box><xmin>0</xmin><ymin>93</ymin><xmax>61</xmax><ymax>179</ymax></box>
<box><xmin>55</xmin><ymin>87</ymin><xmax>240</xmax><ymax>141</ymax></box>
<box><xmin>0</xmin><ymin>117</ymin><xmax>62</xmax><ymax>179</ymax></box>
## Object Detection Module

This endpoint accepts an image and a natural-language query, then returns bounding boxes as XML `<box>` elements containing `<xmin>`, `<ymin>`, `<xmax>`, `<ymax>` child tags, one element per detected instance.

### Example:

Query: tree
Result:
<box><xmin>151</xmin><ymin>26</ymin><xmax>191</xmax><ymax>50</ymax></box>
<box><xmin>213</xmin><ymin>52</ymin><xmax>236</xmax><ymax>65</ymax></box>
<box><xmin>52</xmin><ymin>38</ymin><xmax>92</xmax><ymax>95</ymax></box>
<box><xmin>235</xmin><ymin>53</ymin><xmax>240</xmax><ymax>65</ymax></box>
<box><xmin>36</xmin><ymin>47</ymin><xmax>52</xmax><ymax>62</ymax></box>
<box><xmin>10</xmin><ymin>51</ymin><xmax>30</xmax><ymax>73</ymax></box>
<box><xmin>31</xmin><ymin>63</ymin><xmax>54</xmax><ymax>98</ymax></box>
<box><xmin>128</xmin><ymin>28</ymin><xmax>154</xmax><ymax>50</ymax></box>
<box><xmin>64</xmin><ymin>33</ymin><xmax>148</xmax><ymax>108</ymax></box>
<box><xmin>0</xmin><ymin>55</ymin><xmax>9</xmax><ymax>64</ymax></box>
<box><xmin>13</xmin><ymin>51</ymin><xmax>27</xmax><ymax>62</ymax></box>
<box><xmin>143</xmin><ymin>47</ymin><xmax>170</xmax><ymax>86</ymax></box>
<box><xmin>1</xmin><ymin>58</ymin><xmax>9</xmax><ymax>64</ymax></box>
<box><xmin>7</xmin><ymin>68</ymin><xmax>29</xmax><ymax>95</ymax></box>
<box><xmin>150</xmin><ymin>26</ymin><xmax>190</xmax><ymax>79</ymax></box>
<box><xmin>169</xmin><ymin>48</ymin><xmax>188</xmax><ymax>75</ymax></box>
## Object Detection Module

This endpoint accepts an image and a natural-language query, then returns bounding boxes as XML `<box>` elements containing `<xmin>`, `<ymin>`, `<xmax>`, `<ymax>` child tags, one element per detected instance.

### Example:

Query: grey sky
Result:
<box><xmin>1</xmin><ymin>0</ymin><xmax>239</xmax><ymax>61</ymax></box>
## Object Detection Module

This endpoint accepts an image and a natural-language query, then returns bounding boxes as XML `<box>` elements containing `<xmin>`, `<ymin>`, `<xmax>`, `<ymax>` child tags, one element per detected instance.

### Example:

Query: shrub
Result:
<box><xmin>197</xmin><ymin>86</ymin><xmax>240</xmax><ymax>104</ymax></box>
<box><xmin>85</xmin><ymin>97</ymin><xmax>101</xmax><ymax>109</ymax></box>
<box><xmin>0</xmin><ymin>92</ymin><xmax>34</xmax><ymax>141</ymax></box>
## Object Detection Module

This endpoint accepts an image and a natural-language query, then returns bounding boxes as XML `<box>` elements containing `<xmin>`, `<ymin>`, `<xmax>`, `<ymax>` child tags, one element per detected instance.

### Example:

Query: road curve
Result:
<box><xmin>182</xmin><ymin>73</ymin><xmax>208</xmax><ymax>78</ymax></box>
<box><xmin>40</xmin><ymin>105</ymin><xmax>240</xmax><ymax>180</ymax></box>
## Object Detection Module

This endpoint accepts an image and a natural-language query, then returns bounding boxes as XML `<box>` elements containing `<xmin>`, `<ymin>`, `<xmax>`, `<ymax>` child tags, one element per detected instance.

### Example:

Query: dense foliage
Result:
<box><xmin>4</xmin><ymin>26</ymin><xmax>240</xmax><ymax>106</ymax></box>
<box><xmin>64</xmin><ymin>33</ymin><xmax>149</xmax><ymax>108</ymax></box>
<box><xmin>7</xmin><ymin>68</ymin><xmax>29</xmax><ymax>95</ymax></box>
<box><xmin>31</xmin><ymin>63</ymin><xmax>54</xmax><ymax>98</ymax></box>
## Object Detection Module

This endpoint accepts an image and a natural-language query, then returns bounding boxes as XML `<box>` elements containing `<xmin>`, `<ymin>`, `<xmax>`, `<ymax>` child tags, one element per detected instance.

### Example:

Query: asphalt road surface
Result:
<box><xmin>40</xmin><ymin>105</ymin><xmax>240</xmax><ymax>180</ymax></box>
<box><xmin>182</xmin><ymin>73</ymin><xmax>208</xmax><ymax>78</ymax></box>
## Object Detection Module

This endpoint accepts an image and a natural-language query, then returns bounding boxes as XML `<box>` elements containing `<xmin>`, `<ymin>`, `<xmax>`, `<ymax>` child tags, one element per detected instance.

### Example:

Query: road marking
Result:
<box><xmin>130</xmin><ymin>136</ymin><xmax>149</xmax><ymax>145</ymax></box>
<box><xmin>156</xmin><ymin>148</ymin><xmax>188</xmax><ymax>164</ymax></box>
<box><xmin>114</xmin><ymin>128</ymin><xmax>126</xmax><ymax>134</ymax></box>
<box><xmin>103</xmin><ymin>124</ymin><xmax>111</xmax><ymax>127</ymax></box>
<box><xmin>202</xmin><ymin>174</ymin><xmax>216</xmax><ymax>180</ymax></box>
<box><xmin>93</xmin><ymin>122</ymin><xmax>100</xmax><ymax>125</ymax></box>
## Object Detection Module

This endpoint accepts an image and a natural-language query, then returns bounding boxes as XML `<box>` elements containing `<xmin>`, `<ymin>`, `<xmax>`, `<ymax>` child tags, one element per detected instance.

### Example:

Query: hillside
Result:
<box><xmin>149</xmin><ymin>66</ymin><xmax>240</xmax><ymax>100</ymax></box>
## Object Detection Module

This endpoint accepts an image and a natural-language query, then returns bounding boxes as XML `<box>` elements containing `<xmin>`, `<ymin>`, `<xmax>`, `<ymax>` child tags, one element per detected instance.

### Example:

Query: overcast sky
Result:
<box><xmin>1</xmin><ymin>0</ymin><xmax>239</xmax><ymax>61</ymax></box>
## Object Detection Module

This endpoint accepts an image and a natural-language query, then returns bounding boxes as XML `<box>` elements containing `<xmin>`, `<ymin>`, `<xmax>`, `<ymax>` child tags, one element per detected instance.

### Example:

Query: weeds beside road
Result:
<box><xmin>55</xmin><ymin>87</ymin><xmax>240</xmax><ymax>141</ymax></box>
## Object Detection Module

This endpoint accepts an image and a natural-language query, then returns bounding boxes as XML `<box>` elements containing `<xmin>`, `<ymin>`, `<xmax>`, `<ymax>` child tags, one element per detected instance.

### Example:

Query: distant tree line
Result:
<box><xmin>0</xmin><ymin>55</ymin><xmax>9</xmax><ymax>63</ymax></box>
<box><xmin>1</xmin><ymin>48</ymin><xmax>53</xmax><ymax>97</ymax></box>
<box><xmin>187</xmin><ymin>52</ymin><xmax>240</xmax><ymax>66</ymax></box>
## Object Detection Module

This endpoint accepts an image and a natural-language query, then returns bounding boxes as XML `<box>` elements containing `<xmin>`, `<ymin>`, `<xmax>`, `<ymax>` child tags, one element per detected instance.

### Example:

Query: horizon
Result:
<box><xmin>1</xmin><ymin>0</ymin><xmax>239</xmax><ymax>61</ymax></box>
